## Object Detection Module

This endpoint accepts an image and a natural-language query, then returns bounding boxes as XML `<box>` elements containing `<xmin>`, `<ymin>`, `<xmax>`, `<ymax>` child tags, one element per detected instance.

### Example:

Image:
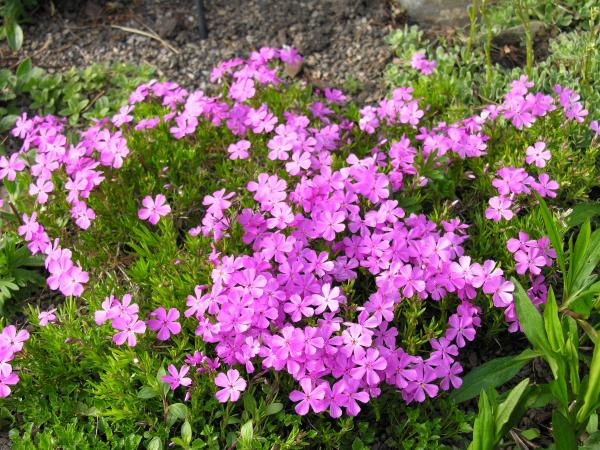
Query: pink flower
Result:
<box><xmin>0</xmin><ymin>325</ymin><xmax>30</xmax><ymax>353</ymax></box>
<box><xmin>227</xmin><ymin>139</ymin><xmax>251</xmax><ymax>160</ymax></box>
<box><xmin>485</xmin><ymin>196</ymin><xmax>514</xmax><ymax>221</ymax></box>
<box><xmin>214</xmin><ymin>369</ymin><xmax>247</xmax><ymax>402</ymax></box>
<box><xmin>531</xmin><ymin>173</ymin><xmax>559</xmax><ymax>198</ymax></box>
<box><xmin>162</xmin><ymin>364</ymin><xmax>192</xmax><ymax>390</ymax></box>
<box><xmin>350</xmin><ymin>348</ymin><xmax>387</xmax><ymax>385</ymax></box>
<box><xmin>312</xmin><ymin>283</ymin><xmax>343</xmax><ymax>314</ymax></box>
<box><xmin>112</xmin><ymin>314</ymin><xmax>146</xmax><ymax>347</ymax></box>
<box><xmin>138</xmin><ymin>194</ymin><xmax>171</xmax><ymax>225</ymax></box>
<box><xmin>147</xmin><ymin>307</ymin><xmax>181</xmax><ymax>341</ymax></box>
<box><xmin>38</xmin><ymin>308</ymin><xmax>57</xmax><ymax>326</ymax></box>
<box><xmin>0</xmin><ymin>153</ymin><xmax>26</xmax><ymax>181</ymax></box>
<box><xmin>289</xmin><ymin>378</ymin><xmax>326</xmax><ymax>415</ymax></box>
<box><xmin>410</xmin><ymin>52</ymin><xmax>437</xmax><ymax>75</ymax></box>
<box><xmin>525</xmin><ymin>141</ymin><xmax>551</xmax><ymax>168</ymax></box>
<box><xmin>0</xmin><ymin>367</ymin><xmax>19</xmax><ymax>398</ymax></box>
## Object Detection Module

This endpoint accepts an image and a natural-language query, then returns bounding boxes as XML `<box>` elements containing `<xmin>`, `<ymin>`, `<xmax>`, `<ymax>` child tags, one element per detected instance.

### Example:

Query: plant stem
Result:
<box><xmin>466</xmin><ymin>0</ymin><xmax>480</xmax><ymax>62</ymax></box>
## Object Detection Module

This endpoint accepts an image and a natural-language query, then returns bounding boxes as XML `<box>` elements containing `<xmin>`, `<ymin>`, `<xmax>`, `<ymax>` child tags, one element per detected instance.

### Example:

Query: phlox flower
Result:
<box><xmin>350</xmin><ymin>348</ymin><xmax>387</xmax><ymax>385</ymax></box>
<box><xmin>147</xmin><ymin>307</ymin><xmax>181</xmax><ymax>341</ymax></box>
<box><xmin>227</xmin><ymin>139</ymin><xmax>251</xmax><ymax>160</ymax></box>
<box><xmin>531</xmin><ymin>173</ymin><xmax>559</xmax><ymax>198</ymax></box>
<box><xmin>485</xmin><ymin>196</ymin><xmax>513</xmax><ymax>221</ymax></box>
<box><xmin>525</xmin><ymin>141</ymin><xmax>551</xmax><ymax>168</ymax></box>
<box><xmin>38</xmin><ymin>308</ymin><xmax>57</xmax><ymax>326</ymax></box>
<box><xmin>0</xmin><ymin>367</ymin><xmax>19</xmax><ymax>398</ymax></box>
<box><xmin>138</xmin><ymin>194</ymin><xmax>171</xmax><ymax>225</ymax></box>
<box><xmin>214</xmin><ymin>369</ymin><xmax>247</xmax><ymax>402</ymax></box>
<box><xmin>312</xmin><ymin>283</ymin><xmax>343</xmax><ymax>314</ymax></box>
<box><xmin>410</xmin><ymin>52</ymin><xmax>437</xmax><ymax>75</ymax></box>
<box><xmin>162</xmin><ymin>364</ymin><xmax>192</xmax><ymax>390</ymax></box>
<box><xmin>289</xmin><ymin>378</ymin><xmax>326</xmax><ymax>415</ymax></box>
<box><xmin>0</xmin><ymin>325</ymin><xmax>30</xmax><ymax>353</ymax></box>
<box><xmin>29</xmin><ymin>178</ymin><xmax>54</xmax><ymax>204</ymax></box>
<box><xmin>0</xmin><ymin>153</ymin><xmax>26</xmax><ymax>181</ymax></box>
<box><xmin>112</xmin><ymin>314</ymin><xmax>146</xmax><ymax>347</ymax></box>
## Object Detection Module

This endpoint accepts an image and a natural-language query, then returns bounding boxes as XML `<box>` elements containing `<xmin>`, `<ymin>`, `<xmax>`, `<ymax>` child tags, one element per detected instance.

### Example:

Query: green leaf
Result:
<box><xmin>586</xmin><ymin>413</ymin><xmax>598</xmax><ymax>434</ymax></box>
<box><xmin>242</xmin><ymin>392</ymin><xmax>256</xmax><ymax>416</ymax></box>
<box><xmin>264</xmin><ymin>402</ymin><xmax>283</xmax><ymax>416</ymax></box>
<box><xmin>495</xmin><ymin>378</ymin><xmax>529</xmax><ymax>434</ymax></box>
<box><xmin>6</xmin><ymin>22</ymin><xmax>23</xmax><ymax>51</ymax></box>
<box><xmin>570</xmin><ymin>220</ymin><xmax>591</xmax><ymax>289</ymax></box>
<box><xmin>181</xmin><ymin>420</ymin><xmax>192</xmax><ymax>444</ymax></box>
<box><xmin>520</xmin><ymin>428</ymin><xmax>540</xmax><ymax>441</ymax></box>
<box><xmin>239</xmin><ymin>420</ymin><xmax>253</xmax><ymax>444</ymax></box>
<box><xmin>552</xmin><ymin>411</ymin><xmax>577</xmax><ymax>450</ymax></box>
<box><xmin>566</xmin><ymin>203</ymin><xmax>600</xmax><ymax>229</ymax></box>
<box><xmin>168</xmin><ymin>403</ymin><xmax>188</xmax><ymax>421</ymax></box>
<box><xmin>513</xmin><ymin>278</ymin><xmax>554</xmax><ymax>366</ymax></box>
<box><xmin>536</xmin><ymin>194</ymin><xmax>566</xmax><ymax>280</ymax></box>
<box><xmin>544</xmin><ymin>288</ymin><xmax>564</xmax><ymax>353</ymax></box>
<box><xmin>16</xmin><ymin>58</ymin><xmax>32</xmax><ymax>78</ymax></box>
<box><xmin>469</xmin><ymin>390</ymin><xmax>496</xmax><ymax>450</ymax></box>
<box><xmin>450</xmin><ymin>349</ymin><xmax>538</xmax><ymax>403</ymax></box>
<box><xmin>137</xmin><ymin>386</ymin><xmax>158</xmax><ymax>399</ymax></box>
<box><xmin>147</xmin><ymin>437</ymin><xmax>163</xmax><ymax>450</ymax></box>
<box><xmin>577</xmin><ymin>339</ymin><xmax>600</xmax><ymax>424</ymax></box>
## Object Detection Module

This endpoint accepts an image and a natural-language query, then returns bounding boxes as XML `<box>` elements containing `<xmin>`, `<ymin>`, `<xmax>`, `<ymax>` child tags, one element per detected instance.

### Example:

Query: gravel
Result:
<box><xmin>11</xmin><ymin>0</ymin><xmax>405</xmax><ymax>102</ymax></box>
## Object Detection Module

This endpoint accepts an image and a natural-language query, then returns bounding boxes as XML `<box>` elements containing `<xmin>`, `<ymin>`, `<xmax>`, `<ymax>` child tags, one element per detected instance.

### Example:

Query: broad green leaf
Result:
<box><xmin>520</xmin><ymin>428</ymin><xmax>540</xmax><ymax>440</ymax></box>
<box><xmin>566</xmin><ymin>203</ymin><xmax>600</xmax><ymax>229</ymax></box>
<box><xmin>513</xmin><ymin>278</ymin><xmax>554</xmax><ymax>366</ymax></box>
<box><xmin>16</xmin><ymin>58</ymin><xmax>32</xmax><ymax>78</ymax></box>
<box><xmin>242</xmin><ymin>392</ymin><xmax>257</xmax><ymax>416</ymax></box>
<box><xmin>6</xmin><ymin>22</ymin><xmax>23</xmax><ymax>51</ymax></box>
<box><xmin>495</xmin><ymin>378</ymin><xmax>529</xmax><ymax>434</ymax></box>
<box><xmin>167</xmin><ymin>403</ymin><xmax>188</xmax><ymax>426</ymax></box>
<box><xmin>240</xmin><ymin>420</ymin><xmax>253</xmax><ymax>444</ymax></box>
<box><xmin>544</xmin><ymin>288</ymin><xmax>564</xmax><ymax>353</ymax></box>
<box><xmin>536</xmin><ymin>194</ymin><xmax>566</xmax><ymax>282</ymax></box>
<box><xmin>137</xmin><ymin>386</ymin><xmax>157</xmax><ymax>399</ymax></box>
<box><xmin>577</xmin><ymin>340</ymin><xmax>600</xmax><ymax>424</ymax></box>
<box><xmin>552</xmin><ymin>411</ymin><xmax>577</xmax><ymax>450</ymax></box>
<box><xmin>450</xmin><ymin>348</ymin><xmax>538</xmax><ymax>403</ymax></box>
<box><xmin>264</xmin><ymin>402</ymin><xmax>283</xmax><ymax>416</ymax></box>
<box><xmin>181</xmin><ymin>420</ymin><xmax>192</xmax><ymax>444</ymax></box>
<box><xmin>468</xmin><ymin>389</ymin><xmax>496</xmax><ymax>450</ymax></box>
<box><xmin>147</xmin><ymin>437</ymin><xmax>163</xmax><ymax>450</ymax></box>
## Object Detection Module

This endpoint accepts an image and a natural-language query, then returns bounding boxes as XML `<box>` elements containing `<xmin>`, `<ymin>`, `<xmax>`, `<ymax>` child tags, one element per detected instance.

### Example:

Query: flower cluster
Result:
<box><xmin>508</xmin><ymin>231</ymin><xmax>556</xmax><ymax>309</ymax></box>
<box><xmin>5</xmin><ymin>47</ymin><xmax>594</xmax><ymax>412</ymax></box>
<box><xmin>0</xmin><ymin>326</ymin><xmax>29</xmax><ymax>397</ymax></box>
<box><xmin>410</xmin><ymin>52</ymin><xmax>437</xmax><ymax>75</ymax></box>
<box><xmin>485</xmin><ymin>144</ymin><xmax>559</xmax><ymax>222</ymax></box>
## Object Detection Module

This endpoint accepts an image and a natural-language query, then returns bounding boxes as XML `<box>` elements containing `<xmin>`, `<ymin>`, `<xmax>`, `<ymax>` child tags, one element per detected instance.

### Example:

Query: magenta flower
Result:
<box><xmin>525</xmin><ymin>141</ymin><xmax>551</xmax><ymax>168</ymax></box>
<box><xmin>0</xmin><ymin>368</ymin><xmax>19</xmax><ymax>398</ymax></box>
<box><xmin>531</xmin><ymin>173</ymin><xmax>559</xmax><ymax>198</ymax></box>
<box><xmin>214</xmin><ymin>369</ymin><xmax>247</xmax><ymax>402</ymax></box>
<box><xmin>0</xmin><ymin>153</ymin><xmax>25</xmax><ymax>181</ymax></box>
<box><xmin>350</xmin><ymin>348</ymin><xmax>387</xmax><ymax>385</ymax></box>
<box><xmin>138</xmin><ymin>194</ymin><xmax>171</xmax><ymax>225</ymax></box>
<box><xmin>227</xmin><ymin>139</ymin><xmax>251</xmax><ymax>160</ymax></box>
<box><xmin>38</xmin><ymin>309</ymin><xmax>57</xmax><ymax>326</ymax></box>
<box><xmin>289</xmin><ymin>378</ymin><xmax>326</xmax><ymax>415</ymax></box>
<box><xmin>312</xmin><ymin>284</ymin><xmax>343</xmax><ymax>314</ymax></box>
<box><xmin>112</xmin><ymin>314</ymin><xmax>146</xmax><ymax>347</ymax></box>
<box><xmin>147</xmin><ymin>307</ymin><xmax>181</xmax><ymax>341</ymax></box>
<box><xmin>0</xmin><ymin>326</ymin><xmax>29</xmax><ymax>353</ymax></box>
<box><xmin>485</xmin><ymin>196</ymin><xmax>514</xmax><ymax>221</ymax></box>
<box><xmin>162</xmin><ymin>364</ymin><xmax>192</xmax><ymax>390</ymax></box>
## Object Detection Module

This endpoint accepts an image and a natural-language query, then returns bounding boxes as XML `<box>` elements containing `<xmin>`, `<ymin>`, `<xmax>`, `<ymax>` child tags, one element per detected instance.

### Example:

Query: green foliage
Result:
<box><xmin>0</xmin><ymin>62</ymin><xmax>155</xmax><ymax>137</ymax></box>
<box><xmin>464</xmin><ymin>203</ymin><xmax>600</xmax><ymax>447</ymax></box>
<box><xmin>0</xmin><ymin>232</ymin><xmax>43</xmax><ymax>314</ymax></box>
<box><xmin>0</xmin><ymin>0</ymin><xmax>37</xmax><ymax>51</ymax></box>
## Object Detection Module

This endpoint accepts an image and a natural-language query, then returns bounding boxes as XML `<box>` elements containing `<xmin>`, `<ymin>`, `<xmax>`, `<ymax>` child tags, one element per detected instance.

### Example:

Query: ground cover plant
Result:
<box><xmin>0</xmin><ymin>40</ymin><xmax>598</xmax><ymax>449</ymax></box>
